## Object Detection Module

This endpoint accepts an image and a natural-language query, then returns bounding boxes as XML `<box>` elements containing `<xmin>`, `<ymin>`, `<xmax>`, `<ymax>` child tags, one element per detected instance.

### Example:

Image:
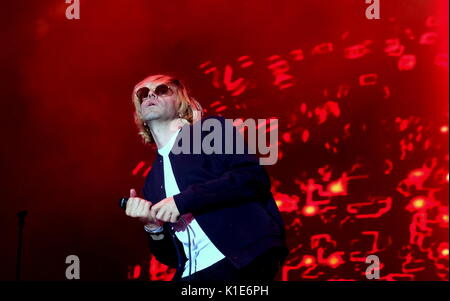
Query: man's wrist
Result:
<box><xmin>144</xmin><ymin>224</ymin><xmax>163</xmax><ymax>233</ymax></box>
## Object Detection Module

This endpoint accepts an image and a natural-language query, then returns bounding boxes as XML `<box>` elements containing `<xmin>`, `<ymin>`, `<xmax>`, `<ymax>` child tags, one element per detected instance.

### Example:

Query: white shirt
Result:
<box><xmin>157</xmin><ymin>129</ymin><xmax>225</xmax><ymax>277</ymax></box>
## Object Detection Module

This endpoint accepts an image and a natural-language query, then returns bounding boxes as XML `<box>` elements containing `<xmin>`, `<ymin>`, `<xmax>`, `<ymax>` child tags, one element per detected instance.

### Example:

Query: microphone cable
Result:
<box><xmin>179</xmin><ymin>216</ymin><xmax>192</xmax><ymax>279</ymax></box>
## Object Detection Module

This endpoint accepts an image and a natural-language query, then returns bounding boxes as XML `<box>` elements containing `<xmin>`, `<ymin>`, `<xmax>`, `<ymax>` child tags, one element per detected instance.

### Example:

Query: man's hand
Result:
<box><xmin>125</xmin><ymin>188</ymin><xmax>162</xmax><ymax>229</ymax></box>
<box><xmin>150</xmin><ymin>196</ymin><xmax>180</xmax><ymax>223</ymax></box>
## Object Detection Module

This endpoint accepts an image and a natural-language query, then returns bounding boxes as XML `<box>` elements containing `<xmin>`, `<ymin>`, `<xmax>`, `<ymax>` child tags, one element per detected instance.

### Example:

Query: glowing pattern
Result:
<box><xmin>131</xmin><ymin>12</ymin><xmax>448</xmax><ymax>282</ymax></box>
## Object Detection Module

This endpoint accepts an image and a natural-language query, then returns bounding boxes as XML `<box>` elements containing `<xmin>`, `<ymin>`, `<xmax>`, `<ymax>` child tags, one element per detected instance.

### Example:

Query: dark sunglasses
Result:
<box><xmin>136</xmin><ymin>84</ymin><xmax>174</xmax><ymax>103</ymax></box>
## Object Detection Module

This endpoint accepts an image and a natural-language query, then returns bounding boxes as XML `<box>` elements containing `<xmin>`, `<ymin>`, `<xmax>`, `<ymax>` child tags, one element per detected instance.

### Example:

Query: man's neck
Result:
<box><xmin>148</xmin><ymin>118</ymin><xmax>183</xmax><ymax>150</ymax></box>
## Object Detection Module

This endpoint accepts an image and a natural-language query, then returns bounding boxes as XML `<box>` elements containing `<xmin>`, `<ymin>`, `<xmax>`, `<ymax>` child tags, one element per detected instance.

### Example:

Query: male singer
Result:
<box><xmin>125</xmin><ymin>74</ymin><xmax>289</xmax><ymax>281</ymax></box>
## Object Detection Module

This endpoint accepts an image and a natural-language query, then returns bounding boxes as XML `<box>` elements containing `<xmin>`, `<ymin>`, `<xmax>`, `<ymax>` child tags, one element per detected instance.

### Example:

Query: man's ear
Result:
<box><xmin>192</xmin><ymin>100</ymin><xmax>203</xmax><ymax>122</ymax></box>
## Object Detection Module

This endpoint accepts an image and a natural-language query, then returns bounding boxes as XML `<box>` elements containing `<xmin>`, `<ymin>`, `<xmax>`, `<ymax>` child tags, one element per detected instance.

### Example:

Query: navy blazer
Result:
<box><xmin>142</xmin><ymin>115</ymin><xmax>289</xmax><ymax>281</ymax></box>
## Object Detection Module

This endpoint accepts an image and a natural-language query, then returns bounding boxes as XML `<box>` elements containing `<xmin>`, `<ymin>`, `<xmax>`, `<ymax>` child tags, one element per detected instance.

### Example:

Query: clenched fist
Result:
<box><xmin>125</xmin><ymin>188</ymin><xmax>162</xmax><ymax>230</ymax></box>
<box><xmin>150</xmin><ymin>196</ymin><xmax>180</xmax><ymax>223</ymax></box>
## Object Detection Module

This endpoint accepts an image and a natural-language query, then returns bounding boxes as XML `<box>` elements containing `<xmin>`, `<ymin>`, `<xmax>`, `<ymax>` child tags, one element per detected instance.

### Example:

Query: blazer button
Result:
<box><xmin>160</xmin><ymin>185</ymin><xmax>163</xmax><ymax>189</ymax></box>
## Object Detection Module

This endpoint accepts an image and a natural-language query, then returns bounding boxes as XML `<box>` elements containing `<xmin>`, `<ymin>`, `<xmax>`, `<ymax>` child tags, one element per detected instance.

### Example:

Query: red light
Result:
<box><xmin>411</xmin><ymin>170</ymin><xmax>424</xmax><ymax>177</ymax></box>
<box><xmin>412</xmin><ymin>198</ymin><xmax>425</xmax><ymax>209</ymax></box>
<box><xmin>329</xmin><ymin>181</ymin><xmax>344</xmax><ymax>194</ymax></box>
<box><xmin>273</xmin><ymin>192</ymin><xmax>299</xmax><ymax>212</ymax></box>
<box><xmin>359</xmin><ymin>73</ymin><xmax>378</xmax><ymax>86</ymax></box>
<box><xmin>303</xmin><ymin>205</ymin><xmax>319</xmax><ymax>216</ymax></box>
<box><xmin>406</xmin><ymin>197</ymin><xmax>437</xmax><ymax>212</ymax></box>
<box><xmin>282</xmin><ymin>132</ymin><xmax>293</xmax><ymax>143</ymax></box>
<box><xmin>327</xmin><ymin>255</ymin><xmax>343</xmax><ymax>268</ymax></box>
<box><xmin>302</xmin><ymin>129</ymin><xmax>310</xmax><ymax>143</ymax></box>
<box><xmin>132</xmin><ymin>161</ymin><xmax>146</xmax><ymax>176</ymax></box>
<box><xmin>398</xmin><ymin>54</ymin><xmax>416</xmax><ymax>71</ymax></box>
<box><xmin>128</xmin><ymin>264</ymin><xmax>141</xmax><ymax>280</ymax></box>
<box><xmin>437</xmin><ymin>243</ymin><xmax>449</xmax><ymax>259</ymax></box>
<box><xmin>302</xmin><ymin>255</ymin><xmax>315</xmax><ymax>266</ymax></box>
<box><xmin>440</xmin><ymin>125</ymin><xmax>449</xmax><ymax>133</ymax></box>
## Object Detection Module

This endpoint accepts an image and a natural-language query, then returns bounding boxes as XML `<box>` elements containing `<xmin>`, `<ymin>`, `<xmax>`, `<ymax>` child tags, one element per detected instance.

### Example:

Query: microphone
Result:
<box><xmin>119</xmin><ymin>197</ymin><xmax>128</xmax><ymax>210</ymax></box>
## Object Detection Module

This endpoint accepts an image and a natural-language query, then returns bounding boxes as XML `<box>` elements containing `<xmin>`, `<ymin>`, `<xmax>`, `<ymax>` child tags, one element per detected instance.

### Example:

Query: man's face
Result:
<box><xmin>136</xmin><ymin>81</ymin><xmax>180</xmax><ymax>122</ymax></box>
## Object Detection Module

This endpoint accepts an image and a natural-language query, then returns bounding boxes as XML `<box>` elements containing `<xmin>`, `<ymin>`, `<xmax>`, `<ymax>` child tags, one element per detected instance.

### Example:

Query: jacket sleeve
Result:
<box><xmin>142</xmin><ymin>188</ymin><xmax>180</xmax><ymax>268</ymax></box>
<box><xmin>145</xmin><ymin>226</ymin><xmax>180</xmax><ymax>269</ymax></box>
<box><xmin>173</xmin><ymin>116</ymin><xmax>272</xmax><ymax>215</ymax></box>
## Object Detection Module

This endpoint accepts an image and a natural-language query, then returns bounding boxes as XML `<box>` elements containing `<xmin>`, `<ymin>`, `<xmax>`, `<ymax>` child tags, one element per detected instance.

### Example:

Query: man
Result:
<box><xmin>125</xmin><ymin>74</ymin><xmax>289</xmax><ymax>281</ymax></box>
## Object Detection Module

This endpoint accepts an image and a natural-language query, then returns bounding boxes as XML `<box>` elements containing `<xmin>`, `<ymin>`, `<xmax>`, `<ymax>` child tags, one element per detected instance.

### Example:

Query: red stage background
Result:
<box><xmin>0</xmin><ymin>0</ymin><xmax>448</xmax><ymax>280</ymax></box>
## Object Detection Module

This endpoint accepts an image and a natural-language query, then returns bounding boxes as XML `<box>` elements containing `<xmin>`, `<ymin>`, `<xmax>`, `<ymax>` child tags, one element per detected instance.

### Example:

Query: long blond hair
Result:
<box><xmin>131</xmin><ymin>74</ymin><xmax>203</xmax><ymax>145</ymax></box>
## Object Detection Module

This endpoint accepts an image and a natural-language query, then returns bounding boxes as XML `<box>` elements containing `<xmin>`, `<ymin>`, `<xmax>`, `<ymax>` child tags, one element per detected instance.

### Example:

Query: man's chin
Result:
<box><xmin>142</xmin><ymin>112</ymin><xmax>160</xmax><ymax>121</ymax></box>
